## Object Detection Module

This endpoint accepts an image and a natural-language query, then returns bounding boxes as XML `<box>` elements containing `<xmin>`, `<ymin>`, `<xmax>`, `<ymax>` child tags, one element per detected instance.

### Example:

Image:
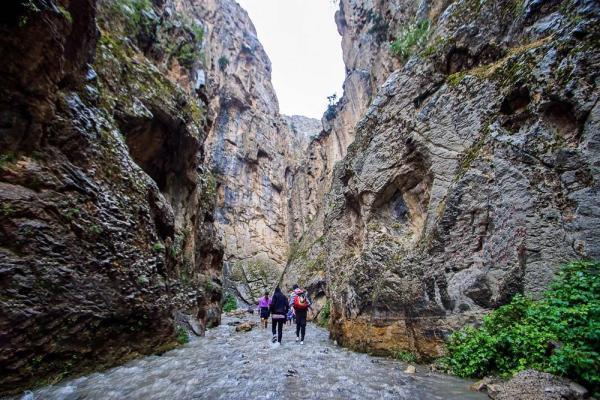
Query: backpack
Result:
<box><xmin>293</xmin><ymin>290</ymin><xmax>309</xmax><ymax>310</ymax></box>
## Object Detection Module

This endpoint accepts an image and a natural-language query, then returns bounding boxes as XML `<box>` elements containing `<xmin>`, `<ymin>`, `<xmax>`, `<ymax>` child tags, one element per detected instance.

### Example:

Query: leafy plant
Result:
<box><xmin>390</xmin><ymin>20</ymin><xmax>430</xmax><ymax>62</ymax></box>
<box><xmin>57</xmin><ymin>5</ymin><xmax>72</xmax><ymax>24</ymax></box>
<box><xmin>0</xmin><ymin>153</ymin><xmax>17</xmax><ymax>169</ymax></box>
<box><xmin>152</xmin><ymin>242</ymin><xmax>164</xmax><ymax>252</ymax></box>
<box><xmin>317</xmin><ymin>300</ymin><xmax>331</xmax><ymax>328</ymax></box>
<box><xmin>218</xmin><ymin>56</ymin><xmax>229</xmax><ymax>71</ymax></box>
<box><xmin>65</xmin><ymin>208</ymin><xmax>80</xmax><ymax>220</ymax></box>
<box><xmin>446</xmin><ymin>261</ymin><xmax>600</xmax><ymax>395</ymax></box>
<box><xmin>175</xmin><ymin>326</ymin><xmax>189</xmax><ymax>344</ymax></box>
<box><xmin>324</xmin><ymin>93</ymin><xmax>338</xmax><ymax>121</ymax></box>
<box><xmin>90</xmin><ymin>224</ymin><xmax>103</xmax><ymax>235</ymax></box>
<box><xmin>394</xmin><ymin>350</ymin><xmax>418</xmax><ymax>363</ymax></box>
<box><xmin>222</xmin><ymin>293</ymin><xmax>237</xmax><ymax>312</ymax></box>
<box><xmin>104</xmin><ymin>0</ymin><xmax>155</xmax><ymax>38</ymax></box>
<box><xmin>175</xmin><ymin>43</ymin><xmax>199</xmax><ymax>69</ymax></box>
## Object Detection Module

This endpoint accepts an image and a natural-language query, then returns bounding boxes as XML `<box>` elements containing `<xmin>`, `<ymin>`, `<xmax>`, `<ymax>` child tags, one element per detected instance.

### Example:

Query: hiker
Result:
<box><xmin>257</xmin><ymin>291</ymin><xmax>271</xmax><ymax>329</ymax></box>
<box><xmin>290</xmin><ymin>284</ymin><xmax>311</xmax><ymax>344</ymax></box>
<box><xmin>269</xmin><ymin>287</ymin><xmax>289</xmax><ymax>345</ymax></box>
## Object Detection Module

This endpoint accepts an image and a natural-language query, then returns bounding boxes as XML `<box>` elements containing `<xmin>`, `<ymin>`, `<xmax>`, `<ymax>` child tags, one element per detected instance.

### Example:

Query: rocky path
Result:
<box><xmin>15</xmin><ymin>315</ymin><xmax>486</xmax><ymax>399</ymax></box>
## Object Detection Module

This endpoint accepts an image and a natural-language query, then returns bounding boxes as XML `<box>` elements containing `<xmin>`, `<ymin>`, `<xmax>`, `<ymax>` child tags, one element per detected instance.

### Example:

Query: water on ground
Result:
<box><xmin>15</xmin><ymin>315</ymin><xmax>487</xmax><ymax>399</ymax></box>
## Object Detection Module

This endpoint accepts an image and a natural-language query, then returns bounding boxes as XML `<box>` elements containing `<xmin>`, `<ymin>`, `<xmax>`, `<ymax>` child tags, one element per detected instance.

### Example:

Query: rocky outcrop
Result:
<box><xmin>185</xmin><ymin>0</ymin><xmax>320</xmax><ymax>304</ymax></box>
<box><xmin>290</xmin><ymin>0</ymin><xmax>600</xmax><ymax>357</ymax></box>
<box><xmin>0</xmin><ymin>0</ymin><xmax>224</xmax><ymax>393</ymax></box>
<box><xmin>283</xmin><ymin>0</ymin><xmax>412</xmax><ymax>311</ymax></box>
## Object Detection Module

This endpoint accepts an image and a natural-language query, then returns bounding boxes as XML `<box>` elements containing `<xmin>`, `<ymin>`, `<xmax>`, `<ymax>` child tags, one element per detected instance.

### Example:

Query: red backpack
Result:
<box><xmin>293</xmin><ymin>290</ymin><xmax>309</xmax><ymax>310</ymax></box>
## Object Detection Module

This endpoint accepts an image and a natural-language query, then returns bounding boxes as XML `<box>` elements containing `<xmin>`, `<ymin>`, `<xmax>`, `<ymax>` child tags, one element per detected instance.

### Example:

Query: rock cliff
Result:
<box><xmin>291</xmin><ymin>0</ymin><xmax>600</xmax><ymax>359</ymax></box>
<box><xmin>190</xmin><ymin>0</ymin><xmax>320</xmax><ymax>304</ymax></box>
<box><xmin>0</xmin><ymin>0</ymin><xmax>227</xmax><ymax>393</ymax></box>
<box><xmin>0</xmin><ymin>0</ymin><xmax>321</xmax><ymax>392</ymax></box>
<box><xmin>1</xmin><ymin>0</ymin><xmax>598</xmax><ymax>394</ymax></box>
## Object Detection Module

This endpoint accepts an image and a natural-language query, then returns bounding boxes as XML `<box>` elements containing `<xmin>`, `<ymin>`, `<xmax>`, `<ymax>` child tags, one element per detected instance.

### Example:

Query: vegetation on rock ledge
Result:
<box><xmin>390</xmin><ymin>20</ymin><xmax>430</xmax><ymax>62</ymax></box>
<box><xmin>223</xmin><ymin>294</ymin><xmax>237</xmax><ymax>313</ymax></box>
<box><xmin>445</xmin><ymin>261</ymin><xmax>600</xmax><ymax>395</ymax></box>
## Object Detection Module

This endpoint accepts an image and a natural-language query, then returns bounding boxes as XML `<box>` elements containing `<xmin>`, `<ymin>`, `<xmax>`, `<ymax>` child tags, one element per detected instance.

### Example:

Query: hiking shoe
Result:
<box><xmin>296</xmin><ymin>336</ymin><xmax>300</xmax><ymax>342</ymax></box>
<box><xmin>272</xmin><ymin>336</ymin><xmax>277</xmax><ymax>343</ymax></box>
<box><xmin>300</xmin><ymin>341</ymin><xmax>304</xmax><ymax>345</ymax></box>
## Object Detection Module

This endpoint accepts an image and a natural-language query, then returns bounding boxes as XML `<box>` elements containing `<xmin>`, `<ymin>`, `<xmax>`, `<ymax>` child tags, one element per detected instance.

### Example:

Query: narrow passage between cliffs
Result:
<box><xmin>16</xmin><ymin>313</ymin><xmax>486</xmax><ymax>400</ymax></box>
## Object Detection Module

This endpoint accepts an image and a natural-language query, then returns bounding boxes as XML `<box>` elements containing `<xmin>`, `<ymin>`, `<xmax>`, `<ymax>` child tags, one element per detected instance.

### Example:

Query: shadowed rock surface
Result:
<box><xmin>0</xmin><ymin>0</ymin><xmax>224</xmax><ymax>393</ymax></box>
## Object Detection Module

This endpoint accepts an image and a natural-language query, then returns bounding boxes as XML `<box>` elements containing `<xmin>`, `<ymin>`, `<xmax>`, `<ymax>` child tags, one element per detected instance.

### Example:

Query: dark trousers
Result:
<box><xmin>295</xmin><ymin>309</ymin><xmax>307</xmax><ymax>340</ymax></box>
<box><xmin>272</xmin><ymin>318</ymin><xmax>284</xmax><ymax>343</ymax></box>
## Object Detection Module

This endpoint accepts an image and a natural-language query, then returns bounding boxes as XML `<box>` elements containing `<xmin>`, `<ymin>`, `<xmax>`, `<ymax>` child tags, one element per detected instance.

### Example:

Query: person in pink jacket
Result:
<box><xmin>256</xmin><ymin>291</ymin><xmax>271</xmax><ymax>329</ymax></box>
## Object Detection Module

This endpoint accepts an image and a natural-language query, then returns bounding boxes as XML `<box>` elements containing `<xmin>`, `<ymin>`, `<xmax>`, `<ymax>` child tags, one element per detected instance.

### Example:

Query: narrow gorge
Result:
<box><xmin>0</xmin><ymin>0</ymin><xmax>598</xmax><ymax>398</ymax></box>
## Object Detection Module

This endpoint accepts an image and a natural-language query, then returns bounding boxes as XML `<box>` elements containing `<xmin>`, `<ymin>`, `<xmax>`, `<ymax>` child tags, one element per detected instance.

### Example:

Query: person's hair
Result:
<box><xmin>293</xmin><ymin>284</ymin><xmax>299</xmax><ymax>290</ymax></box>
<box><xmin>264</xmin><ymin>291</ymin><xmax>269</xmax><ymax>298</ymax></box>
<box><xmin>274</xmin><ymin>286</ymin><xmax>282</xmax><ymax>294</ymax></box>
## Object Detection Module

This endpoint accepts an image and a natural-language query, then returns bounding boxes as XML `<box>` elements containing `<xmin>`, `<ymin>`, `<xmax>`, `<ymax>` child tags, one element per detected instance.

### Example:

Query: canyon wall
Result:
<box><xmin>291</xmin><ymin>0</ymin><xmax>600</xmax><ymax>358</ymax></box>
<box><xmin>187</xmin><ymin>0</ymin><xmax>320</xmax><ymax>304</ymax></box>
<box><xmin>0</xmin><ymin>0</ymin><xmax>229</xmax><ymax>393</ymax></box>
<box><xmin>284</xmin><ymin>0</ymin><xmax>410</xmax><ymax>309</ymax></box>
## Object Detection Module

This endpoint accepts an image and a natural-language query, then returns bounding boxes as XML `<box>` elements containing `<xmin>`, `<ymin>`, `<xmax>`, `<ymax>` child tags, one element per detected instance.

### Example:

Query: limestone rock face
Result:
<box><xmin>291</xmin><ymin>0</ymin><xmax>600</xmax><ymax>358</ymax></box>
<box><xmin>189</xmin><ymin>0</ymin><xmax>320</xmax><ymax>304</ymax></box>
<box><xmin>283</xmin><ymin>0</ymin><xmax>412</xmax><ymax>316</ymax></box>
<box><xmin>0</xmin><ymin>0</ymin><xmax>224</xmax><ymax>393</ymax></box>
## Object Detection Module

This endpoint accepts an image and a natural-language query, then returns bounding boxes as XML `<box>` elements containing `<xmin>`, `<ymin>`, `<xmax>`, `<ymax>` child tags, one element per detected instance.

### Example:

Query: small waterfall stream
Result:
<box><xmin>14</xmin><ymin>315</ymin><xmax>487</xmax><ymax>399</ymax></box>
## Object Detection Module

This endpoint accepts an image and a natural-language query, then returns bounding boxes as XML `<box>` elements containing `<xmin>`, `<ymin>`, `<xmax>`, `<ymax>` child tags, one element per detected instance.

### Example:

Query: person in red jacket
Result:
<box><xmin>290</xmin><ymin>284</ymin><xmax>312</xmax><ymax>344</ymax></box>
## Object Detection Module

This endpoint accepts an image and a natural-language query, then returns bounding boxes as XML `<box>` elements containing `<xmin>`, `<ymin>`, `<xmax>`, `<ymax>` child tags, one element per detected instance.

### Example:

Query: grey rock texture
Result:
<box><xmin>289</xmin><ymin>0</ymin><xmax>600</xmax><ymax>357</ymax></box>
<box><xmin>190</xmin><ymin>0</ymin><xmax>321</xmax><ymax>304</ymax></box>
<box><xmin>0</xmin><ymin>0</ymin><xmax>225</xmax><ymax>393</ymax></box>
<box><xmin>490</xmin><ymin>370</ymin><xmax>589</xmax><ymax>400</ymax></box>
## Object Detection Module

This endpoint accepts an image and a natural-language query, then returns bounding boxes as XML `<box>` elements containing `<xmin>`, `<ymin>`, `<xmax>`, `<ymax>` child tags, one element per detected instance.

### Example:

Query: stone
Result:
<box><xmin>490</xmin><ymin>370</ymin><xmax>589</xmax><ymax>400</ymax></box>
<box><xmin>235</xmin><ymin>322</ymin><xmax>255</xmax><ymax>332</ymax></box>
<box><xmin>471</xmin><ymin>376</ymin><xmax>502</xmax><ymax>393</ymax></box>
<box><xmin>404</xmin><ymin>365</ymin><xmax>416</xmax><ymax>374</ymax></box>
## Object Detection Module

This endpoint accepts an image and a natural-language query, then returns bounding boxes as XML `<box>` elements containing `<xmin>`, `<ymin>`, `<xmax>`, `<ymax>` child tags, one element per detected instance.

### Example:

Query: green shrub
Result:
<box><xmin>103</xmin><ymin>0</ymin><xmax>155</xmax><ymax>38</ymax></box>
<box><xmin>176</xmin><ymin>43</ymin><xmax>199</xmax><ymax>69</ymax></box>
<box><xmin>90</xmin><ymin>224</ymin><xmax>103</xmax><ymax>235</ymax></box>
<box><xmin>317</xmin><ymin>300</ymin><xmax>331</xmax><ymax>328</ymax></box>
<box><xmin>390</xmin><ymin>20</ymin><xmax>430</xmax><ymax>62</ymax></box>
<box><xmin>152</xmin><ymin>242</ymin><xmax>164</xmax><ymax>252</ymax></box>
<box><xmin>324</xmin><ymin>93</ymin><xmax>337</xmax><ymax>121</ymax></box>
<box><xmin>0</xmin><ymin>153</ymin><xmax>17</xmax><ymax>169</ymax></box>
<box><xmin>218</xmin><ymin>56</ymin><xmax>229</xmax><ymax>71</ymax></box>
<box><xmin>446</xmin><ymin>261</ymin><xmax>600</xmax><ymax>395</ymax></box>
<box><xmin>175</xmin><ymin>326</ymin><xmax>189</xmax><ymax>344</ymax></box>
<box><xmin>394</xmin><ymin>350</ymin><xmax>417</xmax><ymax>363</ymax></box>
<box><xmin>223</xmin><ymin>293</ymin><xmax>237</xmax><ymax>312</ymax></box>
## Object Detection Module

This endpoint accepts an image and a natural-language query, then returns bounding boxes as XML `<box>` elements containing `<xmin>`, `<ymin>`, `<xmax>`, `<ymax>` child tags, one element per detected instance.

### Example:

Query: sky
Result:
<box><xmin>236</xmin><ymin>0</ymin><xmax>345</xmax><ymax>119</ymax></box>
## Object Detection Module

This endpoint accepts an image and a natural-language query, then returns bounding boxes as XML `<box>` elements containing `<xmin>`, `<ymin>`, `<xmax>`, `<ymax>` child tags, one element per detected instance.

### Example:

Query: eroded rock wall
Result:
<box><xmin>291</xmin><ymin>0</ymin><xmax>600</xmax><ymax>357</ymax></box>
<box><xmin>185</xmin><ymin>0</ymin><xmax>321</xmax><ymax>304</ymax></box>
<box><xmin>284</xmin><ymin>0</ymin><xmax>411</xmax><ymax>311</ymax></box>
<box><xmin>0</xmin><ymin>0</ymin><xmax>224</xmax><ymax>393</ymax></box>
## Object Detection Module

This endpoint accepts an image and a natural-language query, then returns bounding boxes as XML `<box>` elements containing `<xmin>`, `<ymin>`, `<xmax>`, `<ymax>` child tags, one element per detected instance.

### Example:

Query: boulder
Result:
<box><xmin>235</xmin><ymin>322</ymin><xmax>256</xmax><ymax>332</ymax></box>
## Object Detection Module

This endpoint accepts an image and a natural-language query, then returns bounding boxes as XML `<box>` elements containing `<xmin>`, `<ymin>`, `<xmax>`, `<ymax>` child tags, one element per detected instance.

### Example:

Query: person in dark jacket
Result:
<box><xmin>269</xmin><ymin>286</ymin><xmax>289</xmax><ymax>345</ymax></box>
